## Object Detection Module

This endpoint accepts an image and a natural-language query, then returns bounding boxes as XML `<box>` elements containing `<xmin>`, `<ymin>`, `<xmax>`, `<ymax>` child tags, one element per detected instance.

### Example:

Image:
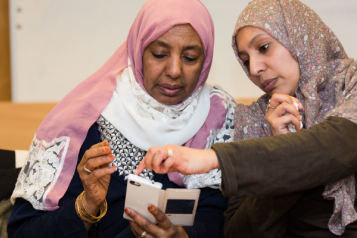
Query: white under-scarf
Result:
<box><xmin>101</xmin><ymin>60</ymin><xmax>211</xmax><ymax>151</ymax></box>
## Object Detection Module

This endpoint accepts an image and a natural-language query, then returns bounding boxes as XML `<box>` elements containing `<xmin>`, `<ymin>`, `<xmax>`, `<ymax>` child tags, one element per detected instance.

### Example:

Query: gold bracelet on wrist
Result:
<box><xmin>75</xmin><ymin>191</ymin><xmax>107</xmax><ymax>223</ymax></box>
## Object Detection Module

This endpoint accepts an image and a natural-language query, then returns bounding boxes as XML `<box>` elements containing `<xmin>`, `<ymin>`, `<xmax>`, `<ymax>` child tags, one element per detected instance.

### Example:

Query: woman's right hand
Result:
<box><xmin>77</xmin><ymin>141</ymin><xmax>116</xmax><ymax>216</ymax></box>
<box><xmin>265</xmin><ymin>93</ymin><xmax>304</xmax><ymax>135</ymax></box>
<box><xmin>136</xmin><ymin>145</ymin><xmax>219</xmax><ymax>175</ymax></box>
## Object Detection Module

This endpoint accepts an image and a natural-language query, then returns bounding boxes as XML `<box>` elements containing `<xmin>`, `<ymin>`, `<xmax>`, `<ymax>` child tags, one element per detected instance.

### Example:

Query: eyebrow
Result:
<box><xmin>152</xmin><ymin>40</ymin><xmax>201</xmax><ymax>52</ymax></box>
<box><xmin>152</xmin><ymin>40</ymin><xmax>171</xmax><ymax>49</ymax></box>
<box><xmin>248</xmin><ymin>34</ymin><xmax>265</xmax><ymax>48</ymax></box>
<box><xmin>183</xmin><ymin>45</ymin><xmax>201</xmax><ymax>51</ymax></box>
<box><xmin>238</xmin><ymin>33</ymin><xmax>265</xmax><ymax>55</ymax></box>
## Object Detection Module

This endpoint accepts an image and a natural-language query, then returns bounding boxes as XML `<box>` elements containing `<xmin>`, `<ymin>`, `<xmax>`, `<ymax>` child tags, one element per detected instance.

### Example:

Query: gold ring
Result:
<box><xmin>84</xmin><ymin>164</ymin><xmax>92</xmax><ymax>174</ymax></box>
<box><xmin>166</xmin><ymin>147</ymin><xmax>173</xmax><ymax>157</ymax></box>
<box><xmin>267</xmin><ymin>99</ymin><xmax>275</xmax><ymax>110</ymax></box>
<box><xmin>141</xmin><ymin>231</ymin><xmax>147</xmax><ymax>237</ymax></box>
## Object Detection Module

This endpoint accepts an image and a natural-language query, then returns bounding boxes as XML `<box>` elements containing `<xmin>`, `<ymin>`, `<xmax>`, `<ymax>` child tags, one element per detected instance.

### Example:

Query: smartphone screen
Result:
<box><xmin>165</xmin><ymin>199</ymin><xmax>195</xmax><ymax>214</ymax></box>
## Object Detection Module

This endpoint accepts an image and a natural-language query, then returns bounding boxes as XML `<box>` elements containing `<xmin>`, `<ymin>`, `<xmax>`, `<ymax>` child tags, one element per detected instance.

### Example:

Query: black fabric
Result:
<box><xmin>0</xmin><ymin>149</ymin><xmax>22</xmax><ymax>201</ymax></box>
<box><xmin>8</xmin><ymin>122</ymin><xmax>227</xmax><ymax>238</ymax></box>
<box><xmin>0</xmin><ymin>168</ymin><xmax>21</xmax><ymax>201</ymax></box>
<box><xmin>0</xmin><ymin>149</ymin><xmax>15</xmax><ymax>169</ymax></box>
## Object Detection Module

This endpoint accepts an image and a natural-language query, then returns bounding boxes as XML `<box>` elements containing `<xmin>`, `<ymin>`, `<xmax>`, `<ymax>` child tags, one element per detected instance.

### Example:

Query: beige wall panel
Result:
<box><xmin>9</xmin><ymin>0</ymin><xmax>357</xmax><ymax>102</ymax></box>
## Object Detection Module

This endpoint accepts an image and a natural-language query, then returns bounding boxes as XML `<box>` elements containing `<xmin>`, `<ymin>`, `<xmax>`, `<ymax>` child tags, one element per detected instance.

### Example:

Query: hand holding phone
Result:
<box><xmin>123</xmin><ymin>174</ymin><xmax>200</xmax><ymax>226</ymax></box>
<box><xmin>123</xmin><ymin>174</ymin><xmax>162</xmax><ymax>223</ymax></box>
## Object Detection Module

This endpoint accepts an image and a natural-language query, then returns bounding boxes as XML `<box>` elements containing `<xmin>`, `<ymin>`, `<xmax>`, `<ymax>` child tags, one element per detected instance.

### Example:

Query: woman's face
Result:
<box><xmin>142</xmin><ymin>24</ymin><xmax>204</xmax><ymax>105</ymax></box>
<box><xmin>236</xmin><ymin>26</ymin><xmax>300</xmax><ymax>96</ymax></box>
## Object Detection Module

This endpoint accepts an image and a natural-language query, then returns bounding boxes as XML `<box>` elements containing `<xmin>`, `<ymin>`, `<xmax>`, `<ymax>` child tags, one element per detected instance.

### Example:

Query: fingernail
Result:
<box><xmin>109</xmin><ymin>154</ymin><xmax>115</xmax><ymax>160</ymax></box>
<box><xmin>134</xmin><ymin>169</ymin><xmax>137</xmax><ymax>175</ymax></box>
<box><xmin>105</xmin><ymin>147</ymin><xmax>110</xmax><ymax>152</ymax></box>
<box><xmin>110</xmin><ymin>166</ymin><xmax>117</xmax><ymax>171</ymax></box>
<box><xmin>124</xmin><ymin>208</ymin><xmax>130</xmax><ymax>214</ymax></box>
<box><xmin>103</xmin><ymin>141</ymin><xmax>109</xmax><ymax>146</ymax></box>
<box><xmin>299</xmin><ymin>115</ymin><xmax>303</xmax><ymax>120</ymax></box>
<box><xmin>148</xmin><ymin>205</ymin><xmax>155</xmax><ymax>212</ymax></box>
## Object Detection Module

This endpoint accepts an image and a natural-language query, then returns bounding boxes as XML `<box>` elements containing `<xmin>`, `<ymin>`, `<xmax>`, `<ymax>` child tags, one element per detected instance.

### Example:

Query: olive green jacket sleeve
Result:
<box><xmin>211</xmin><ymin>116</ymin><xmax>357</xmax><ymax>198</ymax></box>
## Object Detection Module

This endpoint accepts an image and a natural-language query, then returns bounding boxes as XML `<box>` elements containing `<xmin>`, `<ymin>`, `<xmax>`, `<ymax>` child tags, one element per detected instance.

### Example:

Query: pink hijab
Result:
<box><xmin>232</xmin><ymin>0</ymin><xmax>357</xmax><ymax>235</ymax></box>
<box><xmin>17</xmin><ymin>0</ymin><xmax>217</xmax><ymax>211</ymax></box>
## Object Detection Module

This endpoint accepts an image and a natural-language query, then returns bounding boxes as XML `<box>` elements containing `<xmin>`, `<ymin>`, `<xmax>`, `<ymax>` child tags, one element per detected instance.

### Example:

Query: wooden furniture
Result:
<box><xmin>0</xmin><ymin>102</ymin><xmax>57</xmax><ymax>150</ymax></box>
<box><xmin>0</xmin><ymin>98</ymin><xmax>257</xmax><ymax>151</ymax></box>
<box><xmin>0</xmin><ymin>0</ymin><xmax>11</xmax><ymax>100</ymax></box>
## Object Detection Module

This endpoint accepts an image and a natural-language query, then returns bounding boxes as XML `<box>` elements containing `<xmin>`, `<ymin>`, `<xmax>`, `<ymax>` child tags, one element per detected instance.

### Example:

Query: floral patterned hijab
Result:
<box><xmin>232</xmin><ymin>0</ymin><xmax>357</xmax><ymax>235</ymax></box>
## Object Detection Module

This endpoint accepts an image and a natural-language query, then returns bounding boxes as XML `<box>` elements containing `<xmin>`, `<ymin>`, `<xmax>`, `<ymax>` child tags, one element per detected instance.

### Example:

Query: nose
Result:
<box><xmin>249</xmin><ymin>55</ymin><xmax>266</xmax><ymax>77</ymax></box>
<box><xmin>165</xmin><ymin>55</ymin><xmax>182</xmax><ymax>79</ymax></box>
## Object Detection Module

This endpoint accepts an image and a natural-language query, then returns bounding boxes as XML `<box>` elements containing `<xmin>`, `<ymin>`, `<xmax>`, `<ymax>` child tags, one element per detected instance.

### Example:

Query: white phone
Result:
<box><xmin>123</xmin><ymin>174</ymin><xmax>162</xmax><ymax>223</ymax></box>
<box><xmin>124</xmin><ymin>174</ymin><xmax>200</xmax><ymax>226</ymax></box>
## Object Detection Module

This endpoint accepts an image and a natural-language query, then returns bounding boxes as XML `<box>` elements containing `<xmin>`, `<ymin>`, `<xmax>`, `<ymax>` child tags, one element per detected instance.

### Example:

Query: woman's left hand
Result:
<box><xmin>125</xmin><ymin>205</ymin><xmax>188</xmax><ymax>238</ymax></box>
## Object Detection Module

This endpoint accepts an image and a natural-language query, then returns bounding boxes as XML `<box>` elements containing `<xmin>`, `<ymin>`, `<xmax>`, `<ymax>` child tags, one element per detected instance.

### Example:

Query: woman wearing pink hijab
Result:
<box><xmin>8</xmin><ymin>0</ymin><xmax>236</xmax><ymax>237</ymax></box>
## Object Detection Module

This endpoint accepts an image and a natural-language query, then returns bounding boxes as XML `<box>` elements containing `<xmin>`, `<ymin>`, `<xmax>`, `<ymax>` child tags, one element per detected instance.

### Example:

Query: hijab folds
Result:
<box><xmin>232</xmin><ymin>0</ymin><xmax>357</xmax><ymax>235</ymax></box>
<box><xmin>11</xmin><ymin>0</ymin><xmax>235</xmax><ymax>214</ymax></box>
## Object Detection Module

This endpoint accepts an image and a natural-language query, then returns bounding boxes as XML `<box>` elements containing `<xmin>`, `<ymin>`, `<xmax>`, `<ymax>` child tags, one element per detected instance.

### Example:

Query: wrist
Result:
<box><xmin>82</xmin><ymin>194</ymin><xmax>101</xmax><ymax>216</ymax></box>
<box><xmin>75</xmin><ymin>191</ymin><xmax>107</xmax><ymax>224</ymax></box>
<box><xmin>207</xmin><ymin>149</ymin><xmax>220</xmax><ymax>171</ymax></box>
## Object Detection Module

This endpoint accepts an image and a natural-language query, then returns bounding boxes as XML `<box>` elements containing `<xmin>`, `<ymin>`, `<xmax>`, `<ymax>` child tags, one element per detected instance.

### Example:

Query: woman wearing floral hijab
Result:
<box><xmin>7</xmin><ymin>0</ymin><xmax>236</xmax><ymax>237</ymax></box>
<box><xmin>137</xmin><ymin>0</ymin><xmax>357</xmax><ymax>236</ymax></box>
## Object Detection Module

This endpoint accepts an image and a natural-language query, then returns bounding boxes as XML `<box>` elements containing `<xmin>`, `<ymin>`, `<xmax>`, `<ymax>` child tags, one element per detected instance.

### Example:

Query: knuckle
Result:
<box><xmin>157</xmin><ymin>215</ymin><xmax>166</xmax><ymax>224</ymax></box>
<box><xmin>158</xmin><ymin>149</ymin><xmax>164</xmax><ymax>156</ymax></box>
<box><xmin>142</xmin><ymin>220</ymin><xmax>151</xmax><ymax>230</ymax></box>
<box><xmin>86</xmin><ymin>160</ymin><xmax>93</xmax><ymax>168</ymax></box>
<box><xmin>83</xmin><ymin>150</ymin><xmax>90</xmax><ymax>159</ymax></box>
<box><xmin>147</xmin><ymin>147</ymin><xmax>155</xmax><ymax>154</ymax></box>
<box><xmin>92</xmin><ymin>169</ymin><xmax>100</xmax><ymax>178</ymax></box>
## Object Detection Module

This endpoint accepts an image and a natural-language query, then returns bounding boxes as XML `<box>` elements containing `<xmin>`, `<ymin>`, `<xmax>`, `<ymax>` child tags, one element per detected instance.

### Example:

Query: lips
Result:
<box><xmin>158</xmin><ymin>83</ymin><xmax>182</xmax><ymax>96</ymax></box>
<box><xmin>261</xmin><ymin>77</ymin><xmax>277</xmax><ymax>92</ymax></box>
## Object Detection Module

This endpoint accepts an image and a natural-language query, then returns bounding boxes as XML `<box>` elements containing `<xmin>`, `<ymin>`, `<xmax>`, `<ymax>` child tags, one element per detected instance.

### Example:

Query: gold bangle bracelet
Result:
<box><xmin>75</xmin><ymin>191</ymin><xmax>107</xmax><ymax>223</ymax></box>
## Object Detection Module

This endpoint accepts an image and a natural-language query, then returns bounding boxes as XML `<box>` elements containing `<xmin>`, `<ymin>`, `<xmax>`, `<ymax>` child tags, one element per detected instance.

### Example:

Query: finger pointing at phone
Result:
<box><xmin>135</xmin><ymin>145</ymin><xmax>220</xmax><ymax>175</ymax></box>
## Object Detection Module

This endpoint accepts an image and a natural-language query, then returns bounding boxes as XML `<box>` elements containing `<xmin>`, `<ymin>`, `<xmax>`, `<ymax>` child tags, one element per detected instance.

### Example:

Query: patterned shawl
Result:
<box><xmin>232</xmin><ymin>0</ymin><xmax>357</xmax><ymax>235</ymax></box>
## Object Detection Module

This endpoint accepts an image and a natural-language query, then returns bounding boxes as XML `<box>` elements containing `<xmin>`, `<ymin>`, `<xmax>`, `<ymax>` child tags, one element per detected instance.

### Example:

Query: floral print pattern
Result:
<box><xmin>11</xmin><ymin>135</ymin><xmax>70</xmax><ymax>210</ymax></box>
<box><xmin>232</xmin><ymin>0</ymin><xmax>357</xmax><ymax>235</ymax></box>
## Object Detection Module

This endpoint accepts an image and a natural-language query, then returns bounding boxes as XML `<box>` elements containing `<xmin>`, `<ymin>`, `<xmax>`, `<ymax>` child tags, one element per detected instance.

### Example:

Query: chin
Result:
<box><xmin>157</xmin><ymin>97</ymin><xmax>180</xmax><ymax>105</ymax></box>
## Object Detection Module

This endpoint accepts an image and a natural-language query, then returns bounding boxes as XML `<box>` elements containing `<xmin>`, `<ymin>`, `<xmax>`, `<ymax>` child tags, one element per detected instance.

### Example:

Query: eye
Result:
<box><xmin>183</xmin><ymin>56</ymin><xmax>197</xmax><ymax>62</ymax></box>
<box><xmin>152</xmin><ymin>53</ymin><xmax>166</xmax><ymax>59</ymax></box>
<box><xmin>259</xmin><ymin>44</ymin><xmax>269</xmax><ymax>52</ymax></box>
<box><xmin>243</xmin><ymin>59</ymin><xmax>250</xmax><ymax>68</ymax></box>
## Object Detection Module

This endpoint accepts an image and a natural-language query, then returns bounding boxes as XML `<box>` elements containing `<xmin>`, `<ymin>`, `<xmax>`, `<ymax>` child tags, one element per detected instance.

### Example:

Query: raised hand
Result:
<box><xmin>265</xmin><ymin>93</ymin><xmax>304</xmax><ymax>135</ymax></box>
<box><xmin>77</xmin><ymin>141</ymin><xmax>116</xmax><ymax>218</ymax></box>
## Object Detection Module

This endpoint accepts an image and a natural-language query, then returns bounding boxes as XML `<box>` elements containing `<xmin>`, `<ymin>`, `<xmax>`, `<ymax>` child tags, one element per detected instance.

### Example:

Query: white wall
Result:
<box><xmin>10</xmin><ymin>0</ymin><xmax>357</xmax><ymax>102</ymax></box>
